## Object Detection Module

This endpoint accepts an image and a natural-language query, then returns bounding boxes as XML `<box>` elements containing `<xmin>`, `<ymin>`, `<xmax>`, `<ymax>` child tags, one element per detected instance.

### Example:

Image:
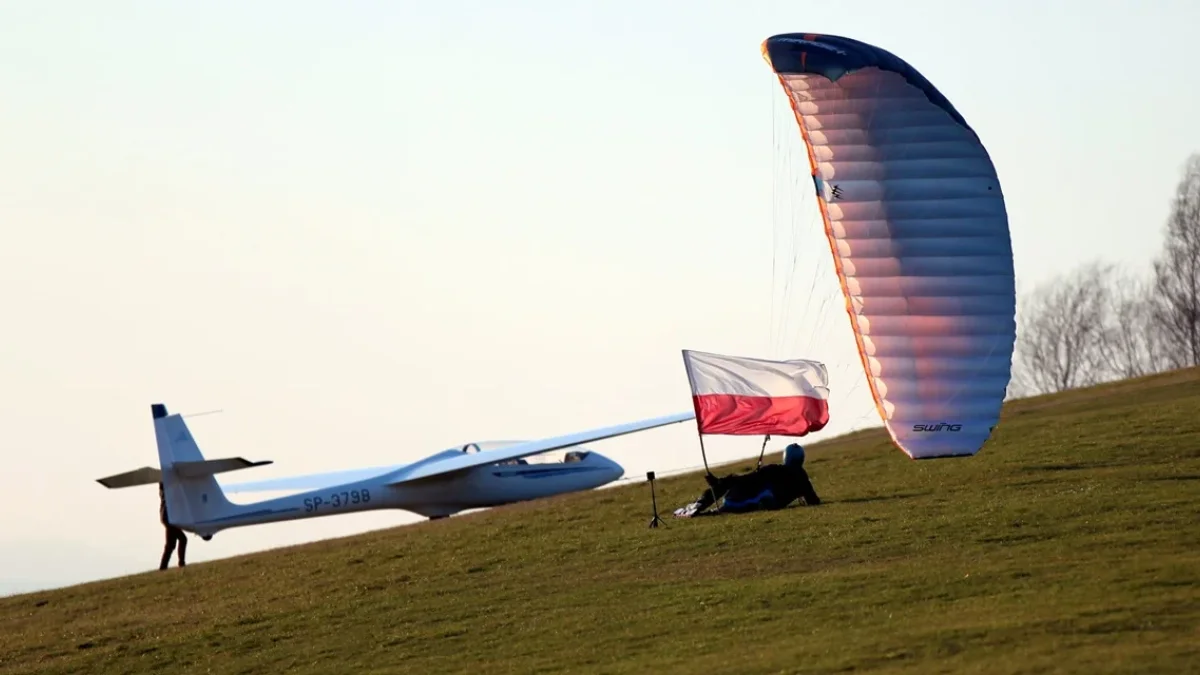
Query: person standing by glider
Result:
<box><xmin>673</xmin><ymin>443</ymin><xmax>820</xmax><ymax>517</ymax></box>
<box><xmin>158</xmin><ymin>482</ymin><xmax>187</xmax><ymax>570</ymax></box>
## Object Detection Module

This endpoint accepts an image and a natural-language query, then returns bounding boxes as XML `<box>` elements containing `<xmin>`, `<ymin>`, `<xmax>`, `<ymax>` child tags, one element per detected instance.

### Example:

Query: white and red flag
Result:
<box><xmin>681</xmin><ymin>349</ymin><xmax>830</xmax><ymax>436</ymax></box>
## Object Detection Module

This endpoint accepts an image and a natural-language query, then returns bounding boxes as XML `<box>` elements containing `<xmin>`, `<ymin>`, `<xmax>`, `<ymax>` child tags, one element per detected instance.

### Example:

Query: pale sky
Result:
<box><xmin>2</xmin><ymin>0</ymin><xmax>1197</xmax><ymax>595</ymax></box>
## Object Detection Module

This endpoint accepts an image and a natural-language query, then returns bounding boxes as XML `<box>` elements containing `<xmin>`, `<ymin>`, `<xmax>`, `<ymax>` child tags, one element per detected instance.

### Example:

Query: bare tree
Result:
<box><xmin>1151</xmin><ymin>153</ymin><xmax>1200</xmax><ymax>367</ymax></box>
<box><xmin>1096</xmin><ymin>266</ymin><xmax>1173</xmax><ymax>379</ymax></box>
<box><xmin>1005</xmin><ymin>370</ymin><xmax>1033</xmax><ymax>400</ymax></box>
<box><xmin>1009</xmin><ymin>153</ymin><xmax>1200</xmax><ymax>397</ymax></box>
<box><xmin>1013</xmin><ymin>262</ymin><xmax>1114</xmax><ymax>395</ymax></box>
<box><xmin>1005</xmin><ymin>276</ymin><xmax>1036</xmax><ymax>400</ymax></box>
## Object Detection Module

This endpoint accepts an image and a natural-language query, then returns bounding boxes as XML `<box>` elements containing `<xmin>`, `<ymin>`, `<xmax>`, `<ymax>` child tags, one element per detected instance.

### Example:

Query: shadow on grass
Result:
<box><xmin>1148</xmin><ymin>474</ymin><xmax>1200</xmax><ymax>482</ymax></box>
<box><xmin>834</xmin><ymin>490</ymin><xmax>933</xmax><ymax>504</ymax></box>
<box><xmin>675</xmin><ymin>490</ymin><xmax>929</xmax><ymax>518</ymax></box>
<box><xmin>1020</xmin><ymin>462</ymin><xmax>1120</xmax><ymax>473</ymax></box>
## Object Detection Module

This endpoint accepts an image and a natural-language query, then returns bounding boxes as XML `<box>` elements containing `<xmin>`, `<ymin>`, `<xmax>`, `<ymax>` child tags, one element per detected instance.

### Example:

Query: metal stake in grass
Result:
<box><xmin>646</xmin><ymin>471</ymin><xmax>665</xmax><ymax>528</ymax></box>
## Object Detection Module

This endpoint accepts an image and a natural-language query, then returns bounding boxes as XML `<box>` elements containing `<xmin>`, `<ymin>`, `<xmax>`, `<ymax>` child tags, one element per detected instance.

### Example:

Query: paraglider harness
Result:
<box><xmin>673</xmin><ymin>438</ymin><xmax>820</xmax><ymax>518</ymax></box>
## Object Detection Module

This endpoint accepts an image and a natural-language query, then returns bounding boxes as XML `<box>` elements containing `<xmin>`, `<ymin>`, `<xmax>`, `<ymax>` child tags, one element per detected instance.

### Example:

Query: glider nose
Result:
<box><xmin>599</xmin><ymin>453</ymin><xmax>624</xmax><ymax>482</ymax></box>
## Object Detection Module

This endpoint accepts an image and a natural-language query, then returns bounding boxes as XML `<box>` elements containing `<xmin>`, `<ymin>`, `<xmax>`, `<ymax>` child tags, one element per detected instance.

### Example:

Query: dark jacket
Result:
<box><xmin>708</xmin><ymin>463</ymin><xmax>821</xmax><ymax>509</ymax></box>
<box><xmin>159</xmin><ymin>486</ymin><xmax>170</xmax><ymax>526</ymax></box>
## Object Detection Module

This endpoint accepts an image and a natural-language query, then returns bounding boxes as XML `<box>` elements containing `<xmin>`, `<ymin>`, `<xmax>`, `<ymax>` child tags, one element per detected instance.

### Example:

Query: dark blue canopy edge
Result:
<box><xmin>762</xmin><ymin>33</ymin><xmax>974</xmax><ymax>137</ymax></box>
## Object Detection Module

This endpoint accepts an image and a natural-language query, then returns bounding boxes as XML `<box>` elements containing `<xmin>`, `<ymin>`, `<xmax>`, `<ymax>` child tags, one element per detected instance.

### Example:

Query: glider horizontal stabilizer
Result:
<box><xmin>96</xmin><ymin>466</ymin><xmax>162</xmax><ymax>489</ymax></box>
<box><xmin>96</xmin><ymin>457</ymin><xmax>272</xmax><ymax>489</ymax></box>
<box><xmin>173</xmin><ymin>457</ymin><xmax>273</xmax><ymax>478</ymax></box>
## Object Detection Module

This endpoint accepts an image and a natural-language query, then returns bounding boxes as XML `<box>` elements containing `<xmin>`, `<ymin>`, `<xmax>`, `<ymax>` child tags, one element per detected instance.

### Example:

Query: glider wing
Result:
<box><xmin>381</xmin><ymin>411</ymin><xmax>696</xmax><ymax>485</ymax></box>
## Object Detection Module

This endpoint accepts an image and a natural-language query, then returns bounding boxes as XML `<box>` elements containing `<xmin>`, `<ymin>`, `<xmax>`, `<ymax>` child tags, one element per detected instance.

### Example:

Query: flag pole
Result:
<box><xmin>756</xmin><ymin>434</ymin><xmax>771</xmax><ymax>469</ymax></box>
<box><xmin>681</xmin><ymin>349</ymin><xmax>714</xmax><ymax>478</ymax></box>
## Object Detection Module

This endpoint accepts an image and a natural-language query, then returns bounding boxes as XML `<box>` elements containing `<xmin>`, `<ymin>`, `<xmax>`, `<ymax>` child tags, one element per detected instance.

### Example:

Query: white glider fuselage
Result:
<box><xmin>208</xmin><ymin>448</ymin><xmax>623</xmax><ymax>533</ymax></box>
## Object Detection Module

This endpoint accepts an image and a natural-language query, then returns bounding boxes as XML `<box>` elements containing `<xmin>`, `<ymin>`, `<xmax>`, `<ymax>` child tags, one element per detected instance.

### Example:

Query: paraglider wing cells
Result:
<box><xmin>762</xmin><ymin>33</ymin><xmax>1016</xmax><ymax>459</ymax></box>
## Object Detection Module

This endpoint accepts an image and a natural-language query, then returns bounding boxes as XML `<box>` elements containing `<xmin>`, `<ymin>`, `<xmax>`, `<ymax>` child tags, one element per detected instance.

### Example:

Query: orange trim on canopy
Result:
<box><xmin>761</xmin><ymin>42</ymin><xmax>891</xmax><ymax>434</ymax></box>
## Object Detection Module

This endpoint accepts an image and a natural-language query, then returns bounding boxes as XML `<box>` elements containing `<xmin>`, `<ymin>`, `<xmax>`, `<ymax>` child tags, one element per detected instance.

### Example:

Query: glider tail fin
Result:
<box><xmin>94</xmin><ymin>403</ymin><xmax>275</xmax><ymax>536</ymax></box>
<box><xmin>151</xmin><ymin>403</ymin><xmax>268</xmax><ymax>531</ymax></box>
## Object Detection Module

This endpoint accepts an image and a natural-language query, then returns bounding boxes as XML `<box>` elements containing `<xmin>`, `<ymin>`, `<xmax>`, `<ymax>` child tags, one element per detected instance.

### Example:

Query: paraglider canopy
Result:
<box><xmin>760</xmin><ymin>33</ymin><xmax>1015</xmax><ymax>459</ymax></box>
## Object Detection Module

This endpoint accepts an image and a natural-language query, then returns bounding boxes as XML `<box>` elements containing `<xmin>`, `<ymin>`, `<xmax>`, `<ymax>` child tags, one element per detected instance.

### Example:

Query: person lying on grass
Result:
<box><xmin>672</xmin><ymin>443</ymin><xmax>821</xmax><ymax>518</ymax></box>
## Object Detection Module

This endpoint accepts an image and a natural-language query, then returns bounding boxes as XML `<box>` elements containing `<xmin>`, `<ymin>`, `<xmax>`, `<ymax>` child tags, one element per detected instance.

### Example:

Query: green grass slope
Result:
<box><xmin>3</xmin><ymin>370</ymin><xmax>1199</xmax><ymax>674</ymax></box>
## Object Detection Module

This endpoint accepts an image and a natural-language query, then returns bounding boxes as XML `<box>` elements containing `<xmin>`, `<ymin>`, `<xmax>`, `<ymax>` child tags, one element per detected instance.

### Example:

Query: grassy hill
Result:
<box><xmin>2</xmin><ymin>369</ymin><xmax>1198</xmax><ymax>674</ymax></box>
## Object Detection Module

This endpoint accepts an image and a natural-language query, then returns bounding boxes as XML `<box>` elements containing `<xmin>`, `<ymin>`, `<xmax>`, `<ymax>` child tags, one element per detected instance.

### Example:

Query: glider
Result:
<box><xmin>97</xmin><ymin>403</ymin><xmax>694</xmax><ymax>539</ymax></box>
<box><xmin>760</xmin><ymin>33</ymin><xmax>1016</xmax><ymax>459</ymax></box>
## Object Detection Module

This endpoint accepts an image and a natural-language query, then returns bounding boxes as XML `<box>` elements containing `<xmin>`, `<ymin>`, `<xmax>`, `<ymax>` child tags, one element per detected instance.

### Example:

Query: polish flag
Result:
<box><xmin>682</xmin><ymin>349</ymin><xmax>830</xmax><ymax>436</ymax></box>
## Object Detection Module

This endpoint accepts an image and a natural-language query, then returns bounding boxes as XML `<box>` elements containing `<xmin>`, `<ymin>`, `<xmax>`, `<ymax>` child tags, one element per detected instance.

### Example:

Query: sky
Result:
<box><xmin>2</xmin><ymin>0</ymin><xmax>1198</xmax><ymax>596</ymax></box>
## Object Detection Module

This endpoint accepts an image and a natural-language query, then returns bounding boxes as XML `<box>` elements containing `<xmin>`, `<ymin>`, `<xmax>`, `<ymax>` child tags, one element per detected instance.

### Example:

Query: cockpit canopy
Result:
<box><xmin>451</xmin><ymin>441</ymin><xmax>595</xmax><ymax>465</ymax></box>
